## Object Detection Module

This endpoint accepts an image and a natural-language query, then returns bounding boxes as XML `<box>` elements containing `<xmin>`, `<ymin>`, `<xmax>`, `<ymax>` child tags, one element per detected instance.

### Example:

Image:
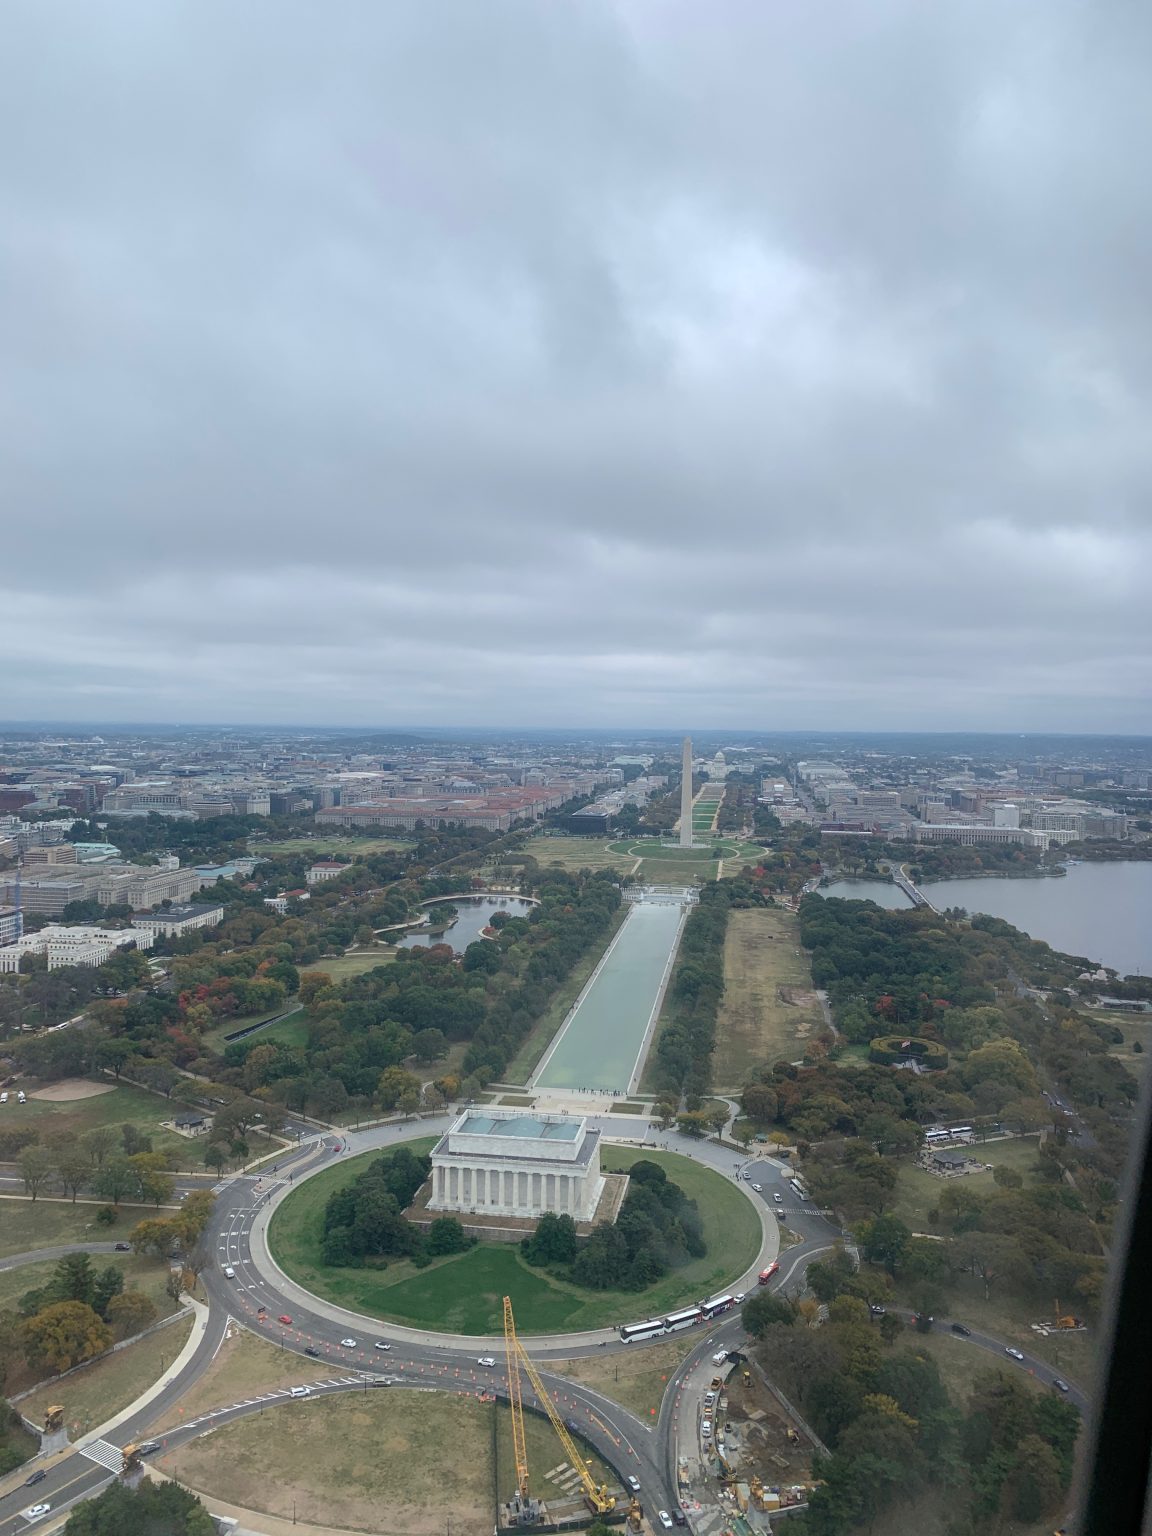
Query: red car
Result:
<box><xmin>278</xmin><ymin>1314</ymin><xmax>292</xmax><ymax>1326</ymax></box>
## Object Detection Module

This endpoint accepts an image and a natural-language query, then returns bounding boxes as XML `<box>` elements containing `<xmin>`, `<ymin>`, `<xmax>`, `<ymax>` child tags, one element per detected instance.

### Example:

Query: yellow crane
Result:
<box><xmin>502</xmin><ymin>1295</ymin><xmax>616</xmax><ymax>1518</ymax></box>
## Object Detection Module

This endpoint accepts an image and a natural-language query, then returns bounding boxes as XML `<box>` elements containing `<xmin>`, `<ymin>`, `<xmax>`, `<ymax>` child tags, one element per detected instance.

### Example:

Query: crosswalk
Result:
<box><xmin>80</xmin><ymin>1439</ymin><xmax>123</xmax><ymax>1473</ymax></box>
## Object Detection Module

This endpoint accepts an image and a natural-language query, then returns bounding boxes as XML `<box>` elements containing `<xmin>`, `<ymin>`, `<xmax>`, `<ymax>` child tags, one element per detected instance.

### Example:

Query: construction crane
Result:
<box><xmin>502</xmin><ymin>1296</ymin><xmax>616</xmax><ymax>1520</ymax></box>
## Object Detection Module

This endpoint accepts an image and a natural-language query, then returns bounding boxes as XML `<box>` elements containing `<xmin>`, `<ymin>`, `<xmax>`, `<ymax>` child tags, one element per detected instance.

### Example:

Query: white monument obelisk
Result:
<box><xmin>679</xmin><ymin>736</ymin><xmax>694</xmax><ymax>848</ymax></box>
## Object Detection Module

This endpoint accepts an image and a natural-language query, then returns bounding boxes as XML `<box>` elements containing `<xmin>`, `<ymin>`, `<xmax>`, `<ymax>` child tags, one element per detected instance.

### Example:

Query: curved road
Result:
<box><xmin>0</xmin><ymin>1123</ymin><xmax>1089</xmax><ymax>1534</ymax></box>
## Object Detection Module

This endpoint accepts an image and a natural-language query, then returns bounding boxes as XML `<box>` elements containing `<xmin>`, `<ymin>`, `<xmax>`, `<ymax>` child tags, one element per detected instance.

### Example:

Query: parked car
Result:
<box><xmin>657</xmin><ymin>1513</ymin><xmax>674</xmax><ymax>1530</ymax></box>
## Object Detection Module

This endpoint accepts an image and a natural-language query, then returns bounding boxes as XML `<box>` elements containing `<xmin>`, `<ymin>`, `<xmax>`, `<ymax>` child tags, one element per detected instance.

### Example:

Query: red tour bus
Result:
<box><xmin>758</xmin><ymin>1262</ymin><xmax>780</xmax><ymax>1285</ymax></box>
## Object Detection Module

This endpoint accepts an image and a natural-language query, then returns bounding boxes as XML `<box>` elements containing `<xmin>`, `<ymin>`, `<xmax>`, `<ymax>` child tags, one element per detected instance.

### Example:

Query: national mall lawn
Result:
<box><xmin>268</xmin><ymin>1141</ymin><xmax>761</xmax><ymax>1334</ymax></box>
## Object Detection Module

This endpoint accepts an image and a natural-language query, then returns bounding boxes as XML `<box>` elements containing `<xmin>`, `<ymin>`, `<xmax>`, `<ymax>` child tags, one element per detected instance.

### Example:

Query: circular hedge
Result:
<box><xmin>868</xmin><ymin>1034</ymin><xmax>949</xmax><ymax>1069</ymax></box>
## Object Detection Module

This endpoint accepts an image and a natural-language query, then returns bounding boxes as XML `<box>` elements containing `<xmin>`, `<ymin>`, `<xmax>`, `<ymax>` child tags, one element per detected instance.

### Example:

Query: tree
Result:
<box><xmin>93</xmin><ymin>1158</ymin><xmax>135</xmax><ymax>1206</ymax></box>
<box><xmin>426</xmin><ymin>1217</ymin><xmax>470</xmax><ymax>1256</ymax></box>
<box><xmin>105</xmin><ymin>1290</ymin><xmax>157</xmax><ymax>1339</ymax></box>
<box><xmin>411</xmin><ymin>1027</ymin><xmax>446</xmax><ymax>1063</ymax></box>
<box><xmin>81</xmin><ymin>1126</ymin><xmax>119</xmax><ymax>1168</ymax></box>
<box><xmin>127</xmin><ymin>1152</ymin><xmax>174</xmax><ymax>1207</ymax></box>
<box><xmin>377</xmin><ymin>1066</ymin><xmax>421</xmax><ymax>1110</ymax></box>
<box><xmin>743</xmin><ymin>1291</ymin><xmax>796</xmax><ymax>1337</ymax></box>
<box><xmin>165</xmin><ymin>1269</ymin><xmax>186</xmax><ymax>1305</ymax></box>
<box><xmin>398</xmin><ymin>1088</ymin><xmax>421</xmax><ymax>1119</ymax></box>
<box><xmin>707</xmin><ymin>1105</ymin><xmax>730</xmax><ymax>1140</ymax></box>
<box><xmin>522</xmin><ymin>1212</ymin><xmax>578</xmax><ymax>1267</ymax></box>
<box><xmin>92</xmin><ymin>1265</ymin><xmax>124</xmax><ymax>1318</ymax></box>
<box><xmin>54</xmin><ymin>1146</ymin><xmax>90</xmax><ymax>1203</ymax></box>
<box><xmin>21</xmin><ymin>1300</ymin><xmax>112</xmax><ymax>1372</ymax></box>
<box><xmin>858</xmin><ymin>1213</ymin><xmax>911</xmax><ymax>1275</ymax></box>
<box><xmin>19</xmin><ymin>1144</ymin><xmax>53</xmax><ymax>1201</ymax></box>
<box><xmin>204</xmin><ymin>1142</ymin><xmax>229</xmax><ymax>1176</ymax></box>
<box><xmin>130</xmin><ymin>1218</ymin><xmax>179</xmax><ymax>1257</ymax></box>
<box><xmin>62</xmin><ymin>1478</ymin><xmax>215</xmax><ymax>1535</ymax></box>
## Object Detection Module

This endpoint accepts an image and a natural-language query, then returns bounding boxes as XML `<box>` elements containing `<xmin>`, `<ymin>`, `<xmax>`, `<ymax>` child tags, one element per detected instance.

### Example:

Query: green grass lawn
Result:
<box><xmin>202</xmin><ymin>1001</ymin><xmax>303</xmax><ymax>1053</ymax></box>
<box><xmin>303</xmin><ymin>949</ymin><xmax>397</xmax><ymax>982</ymax></box>
<box><xmin>518</xmin><ymin>836</ymin><xmax>638</xmax><ymax>875</ymax></box>
<box><xmin>268</xmin><ymin>1143</ymin><xmax>760</xmax><ymax>1335</ymax></box>
<box><xmin>252</xmin><ymin>836</ymin><xmax>411</xmax><ymax>857</ymax></box>
<box><xmin>0</xmin><ymin>1198</ymin><xmax>164</xmax><ymax>1259</ymax></box>
<box><xmin>13</xmin><ymin>1081</ymin><xmax>205</xmax><ymax>1163</ymax></box>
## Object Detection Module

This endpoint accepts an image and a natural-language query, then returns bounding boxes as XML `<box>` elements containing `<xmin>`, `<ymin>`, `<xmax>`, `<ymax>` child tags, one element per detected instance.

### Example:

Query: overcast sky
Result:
<box><xmin>1</xmin><ymin>2</ymin><xmax>1149</xmax><ymax>732</ymax></box>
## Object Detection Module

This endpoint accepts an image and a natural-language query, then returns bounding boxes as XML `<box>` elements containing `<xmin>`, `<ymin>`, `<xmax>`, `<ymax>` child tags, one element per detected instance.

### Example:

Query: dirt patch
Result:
<box><xmin>27</xmin><ymin>1078</ymin><xmax>117</xmax><ymax>1101</ymax></box>
<box><xmin>160</xmin><ymin>1391</ymin><xmax>497</xmax><ymax>1536</ymax></box>
<box><xmin>712</xmin><ymin>909</ymin><xmax>824</xmax><ymax>1089</ymax></box>
<box><xmin>721</xmin><ymin>1369</ymin><xmax>815</xmax><ymax>1484</ymax></box>
<box><xmin>150</xmin><ymin>1327</ymin><xmax>320</xmax><ymax>1433</ymax></box>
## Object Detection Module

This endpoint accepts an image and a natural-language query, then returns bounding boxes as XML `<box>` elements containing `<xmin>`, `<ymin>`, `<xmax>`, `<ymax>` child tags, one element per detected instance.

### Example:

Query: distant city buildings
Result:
<box><xmin>0</xmin><ymin>923</ymin><xmax>153</xmax><ymax>974</ymax></box>
<box><xmin>130</xmin><ymin>904</ymin><xmax>225</xmax><ymax>938</ymax></box>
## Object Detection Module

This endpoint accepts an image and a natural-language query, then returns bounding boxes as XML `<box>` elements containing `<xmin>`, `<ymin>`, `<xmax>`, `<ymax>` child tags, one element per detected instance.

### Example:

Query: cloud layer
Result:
<box><xmin>1</xmin><ymin>0</ymin><xmax>1149</xmax><ymax>729</ymax></box>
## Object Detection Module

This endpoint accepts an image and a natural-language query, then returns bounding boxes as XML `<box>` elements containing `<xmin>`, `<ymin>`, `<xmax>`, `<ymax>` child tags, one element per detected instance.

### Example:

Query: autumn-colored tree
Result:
<box><xmin>21</xmin><ymin>1301</ymin><xmax>112</xmax><ymax>1373</ymax></box>
<box><xmin>105</xmin><ymin>1290</ymin><xmax>157</xmax><ymax>1340</ymax></box>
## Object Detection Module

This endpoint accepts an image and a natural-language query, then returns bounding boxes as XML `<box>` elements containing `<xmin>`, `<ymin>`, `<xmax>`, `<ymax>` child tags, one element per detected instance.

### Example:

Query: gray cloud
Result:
<box><xmin>0</xmin><ymin>0</ymin><xmax>1148</xmax><ymax>729</ymax></box>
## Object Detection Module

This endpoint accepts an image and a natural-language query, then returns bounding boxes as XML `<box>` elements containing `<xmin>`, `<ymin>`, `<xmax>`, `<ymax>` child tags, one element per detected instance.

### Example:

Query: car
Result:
<box><xmin>626</xmin><ymin>1475</ymin><xmax>641</xmax><ymax>1491</ymax></box>
<box><xmin>477</xmin><ymin>1356</ymin><xmax>496</xmax><ymax>1368</ymax></box>
<box><xmin>278</xmin><ymin>1314</ymin><xmax>292</xmax><ymax>1325</ymax></box>
<box><xmin>24</xmin><ymin>1470</ymin><xmax>46</xmax><ymax>1485</ymax></box>
<box><xmin>223</xmin><ymin>1266</ymin><xmax>236</xmax><ymax>1279</ymax></box>
<box><xmin>1053</xmin><ymin>1378</ymin><xmax>1070</xmax><ymax>1393</ymax></box>
<box><xmin>374</xmin><ymin>1341</ymin><xmax>393</xmax><ymax>1351</ymax></box>
<box><xmin>657</xmin><ymin>1510</ymin><xmax>674</xmax><ymax>1529</ymax></box>
<box><xmin>23</xmin><ymin>1506</ymin><xmax>51</xmax><ymax>1522</ymax></box>
<box><xmin>751</xmin><ymin>1183</ymin><xmax>762</xmax><ymax>1191</ymax></box>
<box><xmin>673</xmin><ymin>1514</ymin><xmax>688</xmax><ymax>1528</ymax></box>
<box><xmin>951</xmin><ymin>1322</ymin><xmax>972</xmax><ymax>1337</ymax></box>
<box><xmin>0</xmin><ymin>1092</ymin><xmax>7</xmax><ymax>1104</ymax></box>
<box><xmin>776</xmin><ymin>1210</ymin><xmax>785</xmax><ymax>1221</ymax></box>
<box><xmin>1005</xmin><ymin>1347</ymin><xmax>1025</xmax><ymax>1361</ymax></box>
<box><xmin>869</xmin><ymin>1304</ymin><xmax>887</xmax><ymax>1316</ymax></box>
<box><xmin>304</xmin><ymin>1346</ymin><xmax>320</xmax><ymax>1357</ymax></box>
<box><xmin>114</xmin><ymin>1242</ymin><xmax>131</xmax><ymax>1251</ymax></box>
<box><xmin>136</xmin><ymin>1441</ymin><xmax>160</xmax><ymax>1455</ymax></box>
<box><xmin>340</xmin><ymin>1337</ymin><xmax>358</xmax><ymax>1348</ymax></box>
<box><xmin>712</xmin><ymin>1351</ymin><xmax>728</xmax><ymax>1365</ymax></box>
<box><xmin>289</xmin><ymin>1385</ymin><xmax>311</xmax><ymax>1397</ymax></box>
<box><xmin>773</xmin><ymin>1192</ymin><xmax>783</xmax><ymax>1202</ymax></box>
<box><xmin>733</xmin><ymin>1292</ymin><xmax>746</xmax><ymax>1304</ymax></box>
<box><xmin>701</xmin><ymin>1419</ymin><xmax>713</xmax><ymax>1437</ymax></box>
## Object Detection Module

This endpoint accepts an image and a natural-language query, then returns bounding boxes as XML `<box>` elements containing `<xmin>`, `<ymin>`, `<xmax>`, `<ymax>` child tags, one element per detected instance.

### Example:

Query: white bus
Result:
<box><xmin>664</xmin><ymin>1306</ymin><xmax>705</xmax><ymax>1334</ymax></box>
<box><xmin>701</xmin><ymin>1295</ymin><xmax>736</xmax><ymax>1319</ymax></box>
<box><xmin>619</xmin><ymin>1319</ymin><xmax>666</xmax><ymax>1344</ymax></box>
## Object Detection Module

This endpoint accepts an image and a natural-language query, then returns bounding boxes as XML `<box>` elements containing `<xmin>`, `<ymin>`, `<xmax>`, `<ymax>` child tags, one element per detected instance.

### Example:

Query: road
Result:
<box><xmin>0</xmin><ymin>1123</ymin><xmax>1090</xmax><ymax>1534</ymax></box>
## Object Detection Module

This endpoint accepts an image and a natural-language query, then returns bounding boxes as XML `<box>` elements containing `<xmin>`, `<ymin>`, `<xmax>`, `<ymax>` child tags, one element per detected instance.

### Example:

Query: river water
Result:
<box><xmin>397</xmin><ymin>895</ymin><xmax>536</xmax><ymax>954</ymax></box>
<box><xmin>820</xmin><ymin>862</ymin><xmax>1152</xmax><ymax>976</ymax></box>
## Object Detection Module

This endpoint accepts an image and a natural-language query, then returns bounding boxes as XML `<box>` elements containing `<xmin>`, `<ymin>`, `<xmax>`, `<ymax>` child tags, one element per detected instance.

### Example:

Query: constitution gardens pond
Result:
<box><xmin>267</xmin><ymin>1143</ymin><xmax>760</xmax><ymax>1335</ymax></box>
<box><xmin>397</xmin><ymin>894</ymin><xmax>536</xmax><ymax>953</ymax></box>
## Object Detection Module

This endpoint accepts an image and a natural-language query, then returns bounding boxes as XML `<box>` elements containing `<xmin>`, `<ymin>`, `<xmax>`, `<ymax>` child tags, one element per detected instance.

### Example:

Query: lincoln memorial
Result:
<box><xmin>426</xmin><ymin>1109</ymin><xmax>605</xmax><ymax>1221</ymax></box>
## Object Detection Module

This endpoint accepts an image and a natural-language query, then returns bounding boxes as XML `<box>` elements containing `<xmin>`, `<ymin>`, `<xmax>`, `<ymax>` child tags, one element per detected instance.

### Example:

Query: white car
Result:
<box><xmin>751</xmin><ymin>1183</ymin><xmax>762</xmax><ymax>1192</ymax></box>
<box><xmin>773</xmin><ymin>1192</ymin><xmax>783</xmax><ymax>1202</ymax></box>
<box><xmin>340</xmin><ymin>1338</ymin><xmax>358</xmax><ymax>1349</ymax></box>
<box><xmin>289</xmin><ymin>1385</ymin><xmax>311</xmax><ymax>1397</ymax></box>
<box><xmin>23</xmin><ymin>1506</ymin><xmax>52</xmax><ymax>1522</ymax></box>
<box><xmin>1005</xmin><ymin>1347</ymin><xmax>1025</xmax><ymax>1361</ymax></box>
<box><xmin>626</xmin><ymin>1475</ymin><xmax>641</xmax><ymax>1491</ymax></box>
<box><xmin>0</xmin><ymin>1092</ymin><xmax>7</xmax><ymax>1103</ymax></box>
<box><xmin>657</xmin><ymin>1512</ymin><xmax>674</xmax><ymax>1529</ymax></box>
<box><xmin>477</xmin><ymin>1356</ymin><xmax>497</xmax><ymax>1368</ymax></box>
<box><xmin>701</xmin><ymin>1419</ymin><xmax>713</xmax><ymax>1438</ymax></box>
<box><xmin>374</xmin><ymin>1341</ymin><xmax>392</xmax><ymax>1351</ymax></box>
<box><xmin>223</xmin><ymin>1266</ymin><xmax>236</xmax><ymax>1279</ymax></box>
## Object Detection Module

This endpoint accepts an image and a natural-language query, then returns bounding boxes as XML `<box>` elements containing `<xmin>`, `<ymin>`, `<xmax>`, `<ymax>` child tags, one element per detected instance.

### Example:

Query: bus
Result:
<box><xmin>664</xmin><ymin>1306</ymin><xmax>705</xmax><ymax>1334</ymax></box>
<box><xmin>701</xmin><ymin>1295</ymin><xmax>736</xmax><ymax>1319</ymax></box>
<box><xmin>948</xmin><ymin>1125</ymin><xmax>974</xmax><ymax>1140</ymax></box>
<box><xmin>758</xmin><ymin>1262</ymin><xmax>780</xmax><ymax>1285</ymax></box>
<box><xmin>619</xmin><ymin>1319</ymin><xmax>666</xmax><ymax>1344</ymax></box>
<box><xmin>925</xmin><ymin>1129</ymin><xmax>949</xmax><ymax>1142</ymax></box>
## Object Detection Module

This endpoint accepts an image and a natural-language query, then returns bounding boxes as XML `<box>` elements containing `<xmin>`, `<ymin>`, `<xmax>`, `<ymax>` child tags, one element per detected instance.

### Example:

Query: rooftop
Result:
<box><xmin>457</xmin><ymin>1112</ymin><xmax>581</xmax><ymax>1142</ymax></box>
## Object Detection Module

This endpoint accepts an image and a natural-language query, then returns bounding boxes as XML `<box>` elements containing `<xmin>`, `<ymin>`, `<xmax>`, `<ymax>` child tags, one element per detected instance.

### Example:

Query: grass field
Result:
<box><xmin>0</xmin><ymin>1250</ymin><xmax>179</xmax><ymax>1319</ymax></box>
<box><xmin>0</xmin><ymin>1197</ymin><xmax>164</xmax><ymax>1259</ymax></box>
<box><xmin>712</xmin><ymin>908</ymin><xmax>824</xmax><ymax>1090</ymax></box>
<box><xmin>150</xmin><ymin>1328</ymin><xmax>321</xmax><ymax>1432</ymax></box>
<box><xmin>269</xmin><ymin>1143</ymin><xmax>760</xmax><ymax>1334</ymax></box>
<box><xmin>554</xmin><ymin>1332</ymin><xmax>698</xmax><ymax>1417</ymax></box>
<box><xmin>1100</xmin><ymin>1008</ymin><xmax>1152</xmax><ymax>1080</ymax></box>
<box><xmin>202</xmin><ymin>1002</ymin><xmax>303</xmax><ymax>1053</ymax></box>
<box><xmin>252</xmin><ymin>837</ymin><xmax>411</xmax><ymax>857</ymax></box>
<box><xmin>503</xmin><ymin>906</ymin><xmax>630</xmax><ymax>1084</ymax></box>
<box><xmin>887</xmin><ymin>1138</ymin><xmax>1043</xmax><ymax>1231</ymax></box>
<box><xmin>9</xmin><ymin>1081</ymin><xmax>208</xmax><ymax>1163</ymax></box>
<box><xmin>518</xmin><ymin>836</ymin><xmax>637</xmax><ymax>874</ymax></box>
<box><xmin>161</xmin><ymin>1389</ymin><xmax>611</xmax><ymax>1536</ymax></box>
<box><xmin>18</xmin><ymin>1310</ymin><xmax>193</xmax><ymax>1442</ymax></box>
<box><xmin>304</xmin><ymin>949</ymin><xmax>397</xmax><ymax>982</ymax></box>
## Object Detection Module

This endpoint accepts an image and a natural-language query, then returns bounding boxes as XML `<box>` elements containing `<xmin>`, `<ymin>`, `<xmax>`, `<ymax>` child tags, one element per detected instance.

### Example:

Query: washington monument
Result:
<box><xmin>679</xmin><ymin>736</ymin><xmax>694</xmax><ymax>848</ymax></box>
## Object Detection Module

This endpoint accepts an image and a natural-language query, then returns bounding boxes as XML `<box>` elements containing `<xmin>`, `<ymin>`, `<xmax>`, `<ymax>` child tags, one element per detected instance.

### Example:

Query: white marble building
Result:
<box><xmin>427</xmin><ymin>1109</ymin><xmax>604</xmax><ymax>1221</ymax></box>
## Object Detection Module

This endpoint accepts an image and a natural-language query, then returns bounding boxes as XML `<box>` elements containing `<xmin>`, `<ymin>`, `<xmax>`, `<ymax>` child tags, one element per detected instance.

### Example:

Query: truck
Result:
<box><xmin>758</xmin><ymin>1262</ymin><xmax>780</xmax><ymax>1285</ymax></box>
